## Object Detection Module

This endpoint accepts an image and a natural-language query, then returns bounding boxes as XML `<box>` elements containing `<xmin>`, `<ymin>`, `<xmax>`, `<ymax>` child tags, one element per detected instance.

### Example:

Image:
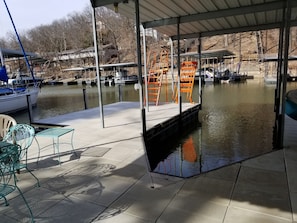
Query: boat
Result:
<box><xmin>219</xmin><ymin>61</ymin><xmax>248</xmax><ymax>83</ymax></box>
<box><xmin>0</xmin><ymin>86</ymin><xmax>39</xmax><ymax>114</ymax></box>
<box><xmin>8</xmin><ymin>71</ymin><xmax>43</xmax><ymax>87</ymax></box>
<box><xmin>114</xmin><ymin>70</ymin><xmax>138</xmax><ymax>85</ymax></box>
<box><xmin>264</xmin><ymin>75</ymin><xmax>277</xmax><ymax>85</ymax></box>
<box><xmin>101</xmin><ymin>62</ymin><xmax>139</xmax><ymax>85</ymax></box>
<box><xmin>0</xmin><ymin>2</ymin><xmax>41</xmax><ymax>114</ymax></box>
<box><xmin>195</xmin><ymin>67</ymin><xmax>220</xmax><ymax>84</ymax></box>
<box><xmin>0</xmin><ymin>49</ymin><xmax>40</xmax><ymax>114</ymax></box>
<box><xmin>287</xmin><ymin>73</ymin><xmax>297</xmax><ymax>82</ymax></box>
<box><xmin>286</xmin><ymin>89</ymin><xmax>297</xmax><ymax>120</ymax></box>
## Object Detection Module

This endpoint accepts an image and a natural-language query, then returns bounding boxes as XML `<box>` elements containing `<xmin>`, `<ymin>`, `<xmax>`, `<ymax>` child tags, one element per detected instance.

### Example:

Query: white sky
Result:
<box><xmin>0</xmin><ymin>0</ymin><xmax>90</xmax><ymax>37</ymax></box>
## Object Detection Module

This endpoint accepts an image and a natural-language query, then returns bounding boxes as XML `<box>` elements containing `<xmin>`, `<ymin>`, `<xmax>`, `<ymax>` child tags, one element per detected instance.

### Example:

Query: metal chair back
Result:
<box><xmin>3</xmin><ymin>124</ymin><xmax>40</xmax><ymax>186</ymax></box>
<box><xmin>0</xmin><ymin>142</ymin><xmax>34</xmax><ymax>222</ymax></box>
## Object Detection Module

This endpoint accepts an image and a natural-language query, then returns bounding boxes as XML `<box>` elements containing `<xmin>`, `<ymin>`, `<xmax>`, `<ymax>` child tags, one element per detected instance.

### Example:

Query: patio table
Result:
<box><xmin>35</xmin><ymin>128</ymin><xmax>75</xmax><ymax>164</ymax></box>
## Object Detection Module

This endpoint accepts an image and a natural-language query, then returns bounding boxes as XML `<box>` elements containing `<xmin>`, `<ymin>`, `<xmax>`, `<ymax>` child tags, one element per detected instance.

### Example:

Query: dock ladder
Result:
<box><xmin>145</xmin><ymin>49</ymin><xmax>169</xmax><ymax>105</ymax></box>
<box><xmin>174</xmin><ymin>61</ymin><xmax>197</xmax><ymax>103</ymax></box>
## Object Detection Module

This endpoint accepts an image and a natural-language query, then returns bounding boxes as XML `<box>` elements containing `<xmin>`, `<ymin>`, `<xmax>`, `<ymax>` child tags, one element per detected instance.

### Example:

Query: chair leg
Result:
<box><xmin>26</xmin><ymin>168</ymin><xmax>40</xmax><ymax>187</ymax></box>
<box><xmin>16</xmin><ymin>161</ymin><xmax>21</xmax><ymax>174</ymax></box>
<box><xmin>0</xmin><ymin>195</ymin><xmax>9</xmax><ymax>206</ymax></box>
<box><xmin>34</xmin><ymin>137</ymin><xmax>41</xmax><ymax>163</ymax></box>
<box><xmin>15</xmin><ymin>185</ymin><xmax>35</xmax><ymax>223</ymax></box>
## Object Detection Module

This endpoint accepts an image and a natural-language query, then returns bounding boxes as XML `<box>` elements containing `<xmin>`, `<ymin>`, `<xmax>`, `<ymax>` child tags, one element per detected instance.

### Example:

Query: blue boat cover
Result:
<box><xmin>0</xmin><ymin>66</ymin><xmax>8</xmax><ymax>82</ymax></box>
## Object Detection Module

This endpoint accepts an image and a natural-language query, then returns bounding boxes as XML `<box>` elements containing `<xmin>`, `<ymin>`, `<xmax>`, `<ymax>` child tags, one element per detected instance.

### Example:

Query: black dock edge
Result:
<box><xmin>143</xmin><ymin>104</ymin><xmax>201</xmax><ymax>171</ymax></box>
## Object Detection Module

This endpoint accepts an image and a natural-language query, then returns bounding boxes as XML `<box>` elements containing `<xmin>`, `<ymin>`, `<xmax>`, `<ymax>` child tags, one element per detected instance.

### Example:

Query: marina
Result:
<box><xmin>1</xmin><ymin>0</ymin><xmax>297</xmax><ymax>222</ymax></box>
<box><xmin>1</xmin><ymin>92</ymin><xmax>297</xmax><ymax>222</ymax></box>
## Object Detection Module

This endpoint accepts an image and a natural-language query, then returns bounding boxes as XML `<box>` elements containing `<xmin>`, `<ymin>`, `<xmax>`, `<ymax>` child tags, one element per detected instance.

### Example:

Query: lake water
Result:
<box><xmin>12</xmin><ymin>84</ymin><xmax>140</xmax><ymax>123</ymax></box>
<box><xmin>11</xmin><ymin>80</ymin><xmax>297</xmax><ymax>178</ymax></box>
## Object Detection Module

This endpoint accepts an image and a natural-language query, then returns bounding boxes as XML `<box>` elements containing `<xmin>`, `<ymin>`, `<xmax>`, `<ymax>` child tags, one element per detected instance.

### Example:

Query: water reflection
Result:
<box><xmin>150</xmin><ymin>81</ymin><xmax>297</xmax><ymax>178</ymax></box>
<box><xmin>151</xmin><ymin>133</ymin><xmax>202</xmax><ymax>178</ymax></box>
<box><xmin>11</xmin><ymin>81</ymin><xmax>297</xmax><ymax>178</ymax></box>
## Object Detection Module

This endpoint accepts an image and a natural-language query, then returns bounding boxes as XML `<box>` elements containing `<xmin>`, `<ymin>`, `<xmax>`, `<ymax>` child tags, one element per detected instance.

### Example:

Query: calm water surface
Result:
<box><xmin>150</xmin><ymin>80</ymin><xmax>297</xmax><ymax>177</ymax></box>
<box><xmin>11</xmin><ymin>80</ymin><xmax>297</xmax><ymax>177</ymax></box>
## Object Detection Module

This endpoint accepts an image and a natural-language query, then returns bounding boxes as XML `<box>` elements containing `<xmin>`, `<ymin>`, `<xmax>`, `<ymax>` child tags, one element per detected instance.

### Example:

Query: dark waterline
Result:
<box><xmin>11</xmin><ymin>81</ymin><xmax>297</xmax><ymax>177</ymax></box>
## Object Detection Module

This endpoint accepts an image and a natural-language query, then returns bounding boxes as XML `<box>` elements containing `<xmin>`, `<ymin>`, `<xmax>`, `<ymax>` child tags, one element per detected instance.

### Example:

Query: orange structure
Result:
<box><xmin>145</xmin><ymin>48</ymin><xmax>169</xmax><ymax>105</ymax></box>
<box><xmin>182</xmin><ymin>136</ymin><xmax>197</xmax><ymax>163</ymax></box>
<box><xmin>174</xmin><ymin>61</ymin><xmax>197</xmax><ymax>103</ymax></box>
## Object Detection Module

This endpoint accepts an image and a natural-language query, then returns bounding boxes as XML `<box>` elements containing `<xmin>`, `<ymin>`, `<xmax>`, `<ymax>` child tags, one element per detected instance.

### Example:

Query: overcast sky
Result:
<box><xmin>0</xmin><ymin>0</ymin><xmax>90</xmax><ymax>37</ymax></box>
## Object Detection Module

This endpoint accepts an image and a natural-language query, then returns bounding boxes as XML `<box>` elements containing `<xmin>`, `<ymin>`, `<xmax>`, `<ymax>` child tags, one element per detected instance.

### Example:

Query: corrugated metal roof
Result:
<box><xmin>91</xmin><ymin>0</ymin><xmax>297</xmax><ymax>39</ymax></box>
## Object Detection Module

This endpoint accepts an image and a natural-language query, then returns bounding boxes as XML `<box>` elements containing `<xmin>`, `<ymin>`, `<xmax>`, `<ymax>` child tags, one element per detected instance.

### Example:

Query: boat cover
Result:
<box><xmin>0</xmin><ymin>66</ymin><xmax>8</xmax><ymax>82</ymax></box>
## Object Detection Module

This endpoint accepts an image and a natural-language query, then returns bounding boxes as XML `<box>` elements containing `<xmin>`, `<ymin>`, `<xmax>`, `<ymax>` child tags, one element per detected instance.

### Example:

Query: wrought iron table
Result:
<box><xmin>35</xmin><ymin>128</ymin><xmax>75</xmax><ymax>164</ymax></box>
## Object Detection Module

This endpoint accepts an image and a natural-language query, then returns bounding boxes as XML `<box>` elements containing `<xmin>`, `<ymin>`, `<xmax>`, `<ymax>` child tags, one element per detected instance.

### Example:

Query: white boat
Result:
<box><xmin>0</xmin><ymin>48</ymin><xmax>40</xmax><ymax>114</ymax></box>
<box><xmin>195</xmin><ymin>67</ymin><xmax>220</xmax><ymax>84</ymax></box>
<box><xmin>114</xmin><ymin>70</ymin><xmax>138</xmax><ymax>85</ymax></box>
<box><xmin>195</xmin><ymin>70</ymin><xmax>215</xmax><ymax>84</ymax></box>
<box><xmin>264</xmin><ymin>75</ymin><xmax>277</xmax><ymax>85</ymax></box>
<box><xmin>101</xmin><ymin>62</ymin><xmax>138</xmax><ymax>85</ymax></box>
<box><xmin>0</xmin><ymin>4</ymin><xmax>41</xmax><ymax>114</ymax></box>
<box><xmin>0</xmin><ymin>87</ymin><xmax>39</xmax><ymax>114</ymax></box>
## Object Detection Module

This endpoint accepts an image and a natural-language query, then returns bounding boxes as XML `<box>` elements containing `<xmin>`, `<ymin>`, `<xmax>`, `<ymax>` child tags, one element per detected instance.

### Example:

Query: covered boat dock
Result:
<box><xmin>2</xmin><ymin>1</ymin><xmax>297</xmax><ymax>222</ymax></box>
<box><xmin>90</xmin><ymin>0</ymin><xmax>297</xmax><ymax>149</ymax></box>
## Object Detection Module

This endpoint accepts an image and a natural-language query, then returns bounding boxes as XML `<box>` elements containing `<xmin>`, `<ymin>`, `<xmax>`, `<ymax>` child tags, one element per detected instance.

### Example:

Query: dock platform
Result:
<box><xmin>1</xmin><ymin>101</ymin><xmax>297</xmax><ymax>223</ymax></box>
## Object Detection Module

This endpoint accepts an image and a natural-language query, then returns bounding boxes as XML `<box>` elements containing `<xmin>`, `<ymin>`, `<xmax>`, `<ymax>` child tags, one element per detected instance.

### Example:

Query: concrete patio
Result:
<box><xmin>1</xmin><ymin>102</ymin><xmax>297</xmax><ymax>223</ymax></box>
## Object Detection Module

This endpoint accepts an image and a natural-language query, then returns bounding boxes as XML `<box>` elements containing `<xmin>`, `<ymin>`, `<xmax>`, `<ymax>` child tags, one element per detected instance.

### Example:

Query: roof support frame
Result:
<box><xmin>91</xmin><ymin>7</ymin><xmax>105</xmax><ymax>128</ymax></box>
<box><xmin>142</xmin><ymin>1</ymin><xmax>290</xmax><ymax>29</ymax></box>
<box><xmin>273</xmin><ymin>0</ymin><xmax>292</xmax><ymax>149</ymax></box>
<box><xmin>170</xmin><ymin>20</ymin><xmax>297</xmax><ymax>40</ymax></box>
<box><xmin>278</xmin><ymin>0</ymin><xmax>292</xmax><ymax>148</ymax></box>
<box><xmin>134</xmin><ymin>0</ymin><xmax>146</xmax><ymax>135</ymax></box>
<box><xmin>176</xmin><ymin>17</ymin><xmax>181</xmax><ymax>115</ymax></box>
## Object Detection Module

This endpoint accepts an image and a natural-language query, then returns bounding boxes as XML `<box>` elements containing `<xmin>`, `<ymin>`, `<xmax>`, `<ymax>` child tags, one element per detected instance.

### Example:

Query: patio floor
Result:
<box><xmin>1</xmin><ymin>102</ymin><xmax>297</xmax><ymax>223</ymax></box>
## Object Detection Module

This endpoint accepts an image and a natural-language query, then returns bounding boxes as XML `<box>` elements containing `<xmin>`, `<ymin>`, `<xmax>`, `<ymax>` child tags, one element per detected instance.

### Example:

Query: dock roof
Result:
<box><xmin>91</xmin><ymin>0</ymin><xmax>297</xmax><ymax>40</ymax></box>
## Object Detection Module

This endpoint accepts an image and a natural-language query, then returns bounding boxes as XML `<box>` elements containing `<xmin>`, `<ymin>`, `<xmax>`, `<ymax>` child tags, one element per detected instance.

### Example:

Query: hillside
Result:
<box><xmin>187</xmin><ymin>29</ymin><xmax>297</xmax><ymax>76</ymax></box>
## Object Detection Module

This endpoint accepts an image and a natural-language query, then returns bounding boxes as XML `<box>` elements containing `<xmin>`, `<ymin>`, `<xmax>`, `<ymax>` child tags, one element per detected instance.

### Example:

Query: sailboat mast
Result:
<box><xmin>2</xmin><ymin>0</ymin><xmax>36</xmax><ymax>84</ymax></box>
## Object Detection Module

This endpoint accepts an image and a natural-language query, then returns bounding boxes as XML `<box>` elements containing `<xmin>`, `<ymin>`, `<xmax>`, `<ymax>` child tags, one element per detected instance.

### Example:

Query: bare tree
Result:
<box><xmin>95</xmin><ymin>8</ymin><xmax>136</xmax><ymax>63</ymax></box>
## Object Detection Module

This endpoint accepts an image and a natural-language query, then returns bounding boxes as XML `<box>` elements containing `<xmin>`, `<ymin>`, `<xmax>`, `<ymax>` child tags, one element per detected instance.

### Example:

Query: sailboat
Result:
<box><xmin>0</xmin><ymin>49</ymin><xmax>40</xmax><ymax>114</ymax></box>
<box><xmin>0</xmin><ymin>1</ymin><xmax>40</xmax><ymax>114</ymax></box>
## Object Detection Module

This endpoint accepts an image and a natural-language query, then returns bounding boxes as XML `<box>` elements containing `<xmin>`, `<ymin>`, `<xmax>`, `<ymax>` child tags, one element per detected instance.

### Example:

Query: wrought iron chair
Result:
<box><xmin>0</xmin><ymin>142</ymin><xmax>34</xmax><ymax>222</ymax></box>
<box><xmin>0</xmin><ymin>114</ymin><xmax>17</xmax><ymax>141</ymax></box>
<box><xmin>3</xmin><ymin>124</ymin><xmax>40</xmax><ymax>187</ymax></box>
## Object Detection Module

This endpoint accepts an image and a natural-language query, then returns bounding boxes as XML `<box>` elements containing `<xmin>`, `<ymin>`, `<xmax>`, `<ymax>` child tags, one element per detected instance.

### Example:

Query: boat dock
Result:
<box><xmin>1</xmin><ymin>102</ymin><xmax>297</xmax><ymax>222</ymax></box>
